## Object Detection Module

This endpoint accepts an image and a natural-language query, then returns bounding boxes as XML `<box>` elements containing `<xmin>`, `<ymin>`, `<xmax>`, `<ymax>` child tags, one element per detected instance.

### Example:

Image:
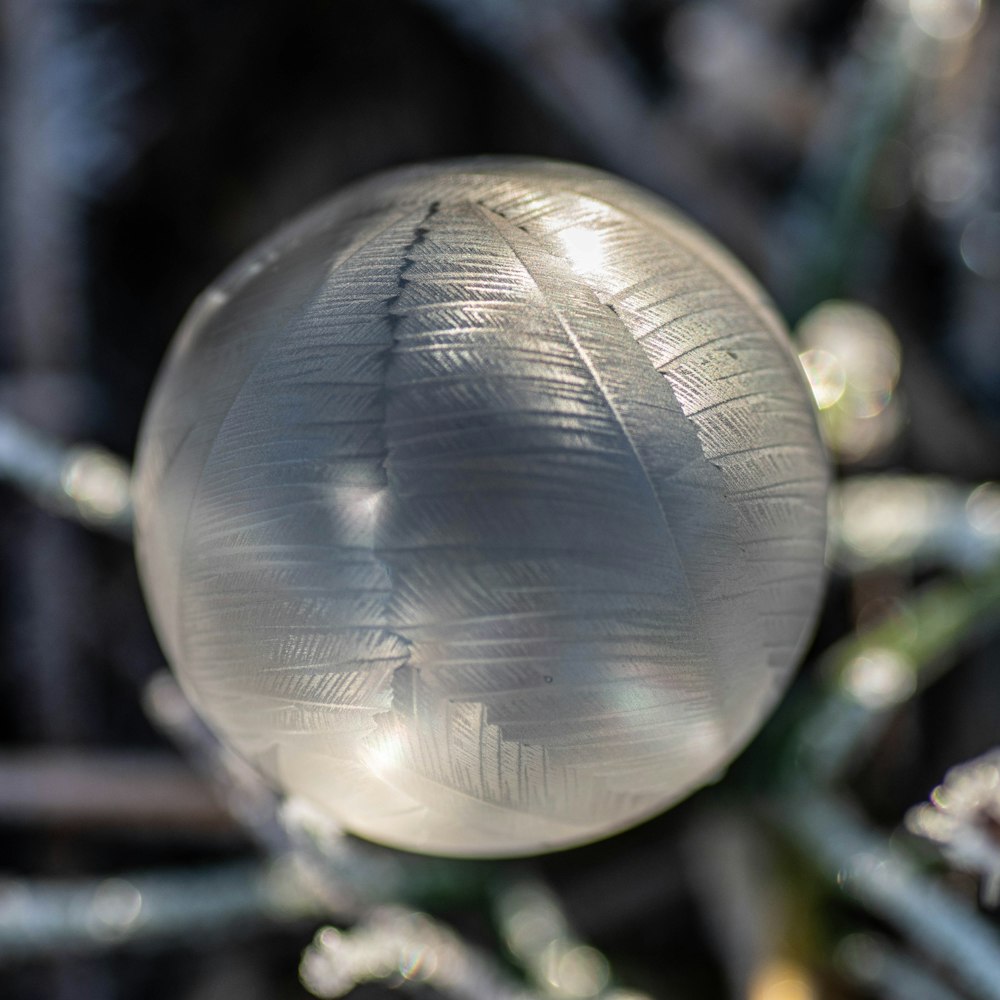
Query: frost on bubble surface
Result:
<box><xmin>134</xmin><ymin>159</ymin><xmax>827</xmax><ymax>856</ymax></box>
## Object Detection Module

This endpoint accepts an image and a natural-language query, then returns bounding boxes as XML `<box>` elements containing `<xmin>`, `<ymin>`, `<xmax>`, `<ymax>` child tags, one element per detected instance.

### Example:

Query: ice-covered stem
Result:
<box><xmin>0</xmin><ymin>411</ymin><xmax>132</xmax><ymax>537</ymax></box>
<box><xmin>829</xmin><ymin>477</ymin><xmax>1000</xmax><ymax>574</ymax></box>
<box><xmin>301</xmin><ymin>906</ymin><xmax>537</xmax><ymax>1000</ymax></box>
<box><xmin>822</xmin><ymin>560</ymin><xmax>1000</xmax><ymax>680</ymax></box>
<box><xmin>0</xmin><ymin>860</ymin><xmax>324</xmax><ymax>962</ymax></box>
<box><xmin>778</xmin><ymin>789</ymin><xmax>1000</xmax><ymax>1000</ymax></box>
<box><xmin>793</xmin><ymin>559</ymin><xmax>1000</xmax><ymax>780</ymax></box>
<box><xmin>906</xmin><ymin>748</ymin><xmax>1000</xmax><ymax>908</ymax></box>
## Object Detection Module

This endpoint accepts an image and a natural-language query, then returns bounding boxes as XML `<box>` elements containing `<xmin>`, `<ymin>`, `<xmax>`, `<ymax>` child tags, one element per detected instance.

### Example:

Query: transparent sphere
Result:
<box><xmin>134</xmin><ymin>159</ymin><xmax>827</xmax><ymax>857</ymax></box>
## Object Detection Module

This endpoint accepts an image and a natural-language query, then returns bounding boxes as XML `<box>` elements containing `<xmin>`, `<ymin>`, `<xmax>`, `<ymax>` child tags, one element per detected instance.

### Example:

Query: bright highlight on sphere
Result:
<box><xmin>134</xmin><ymin>159</ymin><xmax>828</xmax><ymax>857</ymax></box>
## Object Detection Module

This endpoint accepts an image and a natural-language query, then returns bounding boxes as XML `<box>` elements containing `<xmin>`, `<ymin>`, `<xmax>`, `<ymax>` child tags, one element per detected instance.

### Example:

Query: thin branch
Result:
<box><xmin>0</xmin><ymin>411</ymin><xmax>132</xmax><ymax>538</ymax></box>
<box><xmin>301</xmin><ymin>906</ymin><xmax>537</xmax><ymax>1000</ymax></box>
<box><xmin>0</xmin><ymin>861</ymin><xmax>324</xmax><ymax>962</ymax></box>
<box><xmin>778</xmin><ymin>789</ymin><xmax>1000</xmax><ymax>1000</ymax></box>
<box><xmin>793</xmin><ymin>559</ymin><xmax>1000</xmax><ymax>780</ymax></box>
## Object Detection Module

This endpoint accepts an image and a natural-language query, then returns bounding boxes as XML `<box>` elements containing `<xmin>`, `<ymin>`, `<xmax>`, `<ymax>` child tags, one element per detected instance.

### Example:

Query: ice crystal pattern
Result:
<box><xmin>134</xmin><ymin>159</ymin><xmax>828</xmax><ymax>856</ymax></box>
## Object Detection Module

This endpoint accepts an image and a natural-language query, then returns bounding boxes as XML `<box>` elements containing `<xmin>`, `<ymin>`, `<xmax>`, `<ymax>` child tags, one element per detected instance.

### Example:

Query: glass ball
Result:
<box><xmin>134</xmin><ymin>159</ymin><xmax>827</xmax><ymax>857</ymax></box>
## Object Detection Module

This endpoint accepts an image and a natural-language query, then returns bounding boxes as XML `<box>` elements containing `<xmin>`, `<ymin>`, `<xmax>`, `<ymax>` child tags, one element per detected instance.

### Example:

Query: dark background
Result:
<box><xmin>1</xmin><ymin>1</ymin><xmax>999</xmax><ymax>997</ymax></box>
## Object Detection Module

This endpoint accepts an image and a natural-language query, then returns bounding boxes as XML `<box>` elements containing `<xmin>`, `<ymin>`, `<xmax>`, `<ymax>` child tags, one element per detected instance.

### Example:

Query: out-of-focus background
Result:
<box><xmin>1</xmin><ymin>1</ymin><xmax>999</xmax><ymax>998</ymax></box>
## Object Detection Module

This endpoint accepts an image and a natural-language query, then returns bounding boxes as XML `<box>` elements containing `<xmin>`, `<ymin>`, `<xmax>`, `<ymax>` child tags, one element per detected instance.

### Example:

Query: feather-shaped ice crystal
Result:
<box><xmin>134</xmin><ymin>159</ymin><xmax>827</xmax><ymax>856</ymax></box>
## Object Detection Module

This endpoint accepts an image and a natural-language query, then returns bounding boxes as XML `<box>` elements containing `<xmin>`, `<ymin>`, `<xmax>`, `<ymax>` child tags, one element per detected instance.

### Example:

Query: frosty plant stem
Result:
<box><xmin>0</xmin><ymin>410</ymin><xmax>132</xmax><ymax>537</ymax></box>
<box><xmin>767</xmin><ymin>561</ymin><xmax>1000</xmax><ymax>999</ymax></box>
<box><xmin>781</xmin><ymin>790</ymin><xmax>1000</xmax><ymax>1000</ymax></box>
<box><xmin>796</xmin><ymin>558</ymin><xmax>1000</xmax><ymax>781</ymax></box>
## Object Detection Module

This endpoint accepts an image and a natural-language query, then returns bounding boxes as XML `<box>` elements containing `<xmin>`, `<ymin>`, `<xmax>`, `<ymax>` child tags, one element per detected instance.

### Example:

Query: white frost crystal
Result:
<box><xmin>134</xmin><ymin>159</ymin><xmax>827</xmax><ymax>856</ymax></box>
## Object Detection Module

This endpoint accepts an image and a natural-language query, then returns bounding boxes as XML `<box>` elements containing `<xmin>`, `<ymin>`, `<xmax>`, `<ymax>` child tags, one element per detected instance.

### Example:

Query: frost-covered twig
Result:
<box><xmin>0</xmin><ymin>411</ymin><xmax>132</xmax><ymax>537</ymax></box>
<box><xmin>0</xmin><ymin>861</ymin><xmax>323</xmax><ymax>961</ymax></box>
<box><xmin>907</xmin><ymin>748</ymin><xmax>1000</xmax><ymax>907</ymax></box>
<box><xmin>301</xmin><ymin>906</ymin><xmax>536</xmax><ymax>1000</ymax></box>
<box><xmin>779</xmin><ymin>789</ymin><xmax>1000</xmax><ymax>1000</ymax></box>
<box><xmin>795</xmin><ymin>559</ymin><xmax>1000</xmax><ymax>779</ymax></box>
<box><xmin>831</xmin><ymin>477</ymin><xmax>1000</xmax><ymax>573</ymax></box>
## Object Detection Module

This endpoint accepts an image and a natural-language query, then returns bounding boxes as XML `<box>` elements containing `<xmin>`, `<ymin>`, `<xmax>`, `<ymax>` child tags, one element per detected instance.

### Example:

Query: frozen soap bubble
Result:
<box><xmin>134</xmin><ymin>159</ymin><xmax>827</xmax><ymax>857</ymax></box>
